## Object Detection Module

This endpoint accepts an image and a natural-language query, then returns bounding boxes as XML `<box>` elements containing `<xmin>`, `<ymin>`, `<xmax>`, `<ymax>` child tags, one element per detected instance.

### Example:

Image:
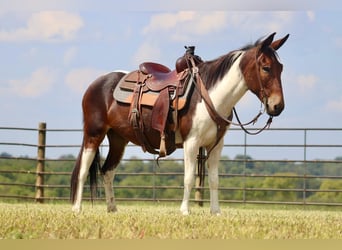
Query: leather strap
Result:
<box><xmin>193</xmin><ymin>71</ymin><xmax>232</xmax><ymax>156</ymax></box>
<box><xmin>129</xmin><ymin>74</ymin><xmax>159</xmax><ymax>155</ymax></box>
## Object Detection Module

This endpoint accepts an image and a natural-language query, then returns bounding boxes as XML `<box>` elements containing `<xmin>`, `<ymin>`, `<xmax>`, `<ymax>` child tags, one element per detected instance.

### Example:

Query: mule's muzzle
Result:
<box><xmin>266</xmin><ymin>96</ymin><xmax>284</xmax><ymax>117</ymax></box>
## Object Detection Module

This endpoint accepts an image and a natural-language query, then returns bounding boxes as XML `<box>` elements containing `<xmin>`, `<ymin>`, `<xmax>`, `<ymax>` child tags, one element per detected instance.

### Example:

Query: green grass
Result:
<box><xmin>0</xmin><ymin>202</ymin><xmax>341</xmax><ymax>239</ymax></box>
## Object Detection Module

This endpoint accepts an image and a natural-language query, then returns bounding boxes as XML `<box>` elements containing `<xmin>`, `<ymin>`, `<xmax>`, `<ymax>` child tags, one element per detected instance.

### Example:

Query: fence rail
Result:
<box><xmin>0</xmin><ymin>122</ymin><xmax>342</xmax><ymax>206</ymax></box>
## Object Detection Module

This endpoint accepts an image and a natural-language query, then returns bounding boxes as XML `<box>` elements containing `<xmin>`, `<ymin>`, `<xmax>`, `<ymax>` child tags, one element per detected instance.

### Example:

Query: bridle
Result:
<box><xmin>233</xmin><ymin>49</ymin><xmax>274</xmax><ymax>135</ymax></box>
<box><xmin>189</xmin><ymin>49</ymin><xmax>274</xmax><ymax>156</ymax></box>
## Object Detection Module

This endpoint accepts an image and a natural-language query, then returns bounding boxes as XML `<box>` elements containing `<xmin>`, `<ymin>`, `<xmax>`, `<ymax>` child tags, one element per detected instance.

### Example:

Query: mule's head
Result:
<box><xmin>240</xmin><ymin>33</ymin><xmax>289</xmax><ymax>116</ymax></box>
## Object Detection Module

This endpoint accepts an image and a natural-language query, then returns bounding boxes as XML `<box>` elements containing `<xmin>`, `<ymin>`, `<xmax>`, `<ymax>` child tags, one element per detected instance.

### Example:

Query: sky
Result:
<box><xmin>0</xmin><ymin>0</ymin><xmax>342</xmax><ymax>160</ymax></box>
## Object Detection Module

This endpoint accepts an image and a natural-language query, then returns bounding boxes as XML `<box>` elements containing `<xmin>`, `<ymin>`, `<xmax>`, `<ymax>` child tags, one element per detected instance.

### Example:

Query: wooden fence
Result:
<box><xmin>0</xmin><ymin>122</ymin><xmax>342</xmax><ymax>206</ymax></box>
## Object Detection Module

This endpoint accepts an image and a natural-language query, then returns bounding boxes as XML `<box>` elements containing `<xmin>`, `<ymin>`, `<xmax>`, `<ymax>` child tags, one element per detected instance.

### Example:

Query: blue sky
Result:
<box><xmin>1</xmin><ymin>0</ymin><xmax>342</xmax><ymax>159</ymax></box>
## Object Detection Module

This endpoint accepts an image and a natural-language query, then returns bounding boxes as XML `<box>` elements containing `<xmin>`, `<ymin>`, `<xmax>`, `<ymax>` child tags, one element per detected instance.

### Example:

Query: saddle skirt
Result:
<box><xmin>113</xmin><ymin>61</ymin><xmax>196</xmax><ymax>157</ymax></box>
<box><xmin>113</xmin><ymin>62</ymin><xmax>194</xmax><ymax>110</ymax></box>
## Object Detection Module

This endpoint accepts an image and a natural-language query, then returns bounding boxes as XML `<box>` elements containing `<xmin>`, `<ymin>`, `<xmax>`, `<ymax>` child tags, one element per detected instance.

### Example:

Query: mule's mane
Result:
<box><xmin>198</xmin><ymin>50</ymin><xmax>243</xmax><ymax>89</ymax></box>
<box><xmin>198</xmin><ymin>38</ymin><xmax>279</xmax><ymax>89</ymax></box>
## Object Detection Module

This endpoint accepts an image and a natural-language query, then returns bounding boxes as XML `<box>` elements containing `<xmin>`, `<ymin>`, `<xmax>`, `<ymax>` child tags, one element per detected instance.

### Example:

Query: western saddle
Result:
<box><xmin>114</xmin><ymin>46</ymin><xmax>203</xmax><ymax>157</ymax></box>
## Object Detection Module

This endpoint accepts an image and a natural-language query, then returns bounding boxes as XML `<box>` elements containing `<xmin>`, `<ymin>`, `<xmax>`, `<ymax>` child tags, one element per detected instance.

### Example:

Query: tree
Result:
<box><xmin>308</xmin><ymin>179</ymin><xmax>342</xmax><ymax>203</ymax></box>
<box><xmin>234</xmin><ymin>154</ymin><xmax>255</xmax><ymax>169</ymax></box>
<box><xmin>58</xmin><ymin>154</ymin><xmax>76</xmax><ymax>160</ymax></box>
<box><xmin>0</xmin><ymin>152</ymin><xmax>12</xmax><ymax>158</ymax></box>
<box><xmin>259</xmin><ymin>172</ymin><xmax>302</xmax><ymax>202</ymax></box>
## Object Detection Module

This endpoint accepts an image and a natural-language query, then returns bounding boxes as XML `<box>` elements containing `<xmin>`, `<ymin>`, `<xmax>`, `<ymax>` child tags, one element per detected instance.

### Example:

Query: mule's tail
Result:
<box><xmin>89</xmin><ymin>149</ymin><xmax>100</xmax><ymax>202</ymax></box>
<box><xmin>70</xmin><ymin>144</ymin><xmax>100</xmax><ymax>204</ymax></box>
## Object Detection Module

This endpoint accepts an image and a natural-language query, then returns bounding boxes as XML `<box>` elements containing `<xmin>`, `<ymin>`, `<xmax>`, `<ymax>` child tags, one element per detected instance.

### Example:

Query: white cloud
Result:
<box><xmin>132</xmin><ymin>41</ymin><xmax>161</xmax><ymax>66</ymax></box>
<box><xmin>142</xmin><ymin>11</ymin><xmax>295</xmax><ymax>42</ymax></box>
<box><xmin>296</xmin><ymin>74</ymin><xmax>318</xmax><ymax>92</ymax></box>
<box><xmin>0</xmin><ymin>0</ymin><xmax>88</xmax><ymax>15</ymax></box>
<box><xmin>7</xmin><ymin>67</ymin><xmax>57</xmax><ymax>97</ymax></box>
<box><xmin>0</xmin><ymin>11</ymin><xmax>83</xmax><ymax>42</ymax></box>
<box><xmin>65</xmin><ymin>68</ymin><xmax>107</xmax><ymax>94</ymax></box>
<box><xmin>143</xmin><ymin>11</ymin><xmax>228</xmax><ymax>42</ymax></box>
<box><xmin>266</xmin><ymin>12</ymin><xmax>295</xmax><ymax>32</ymax></box>
<box><xmin>142</xmin><ymin>11</ymin><xmax>195</xmax><ymax>34</ymax></box>
<box><xmin>64</xmin><ymin>47</ymin><xmax>78</xmax><ymax>65</ymax></box>
<box><xmin>306</xmin><ymin>11</ymin><xmax>315</xmax><ymax>22</ymax></box>
<box><xmin>226</xmin><ymin>12</ymin><xmax>294</xmax><ymax>34</ymax></box>
<box><xmin>0</xmin><ymin>0</ymin><xmax>324</xmax><ymax>14</ymax></box>
<box><xmin>326</xmin><ymin>96</ymin><xmax>342</xmax><ymax>112</ymax></box>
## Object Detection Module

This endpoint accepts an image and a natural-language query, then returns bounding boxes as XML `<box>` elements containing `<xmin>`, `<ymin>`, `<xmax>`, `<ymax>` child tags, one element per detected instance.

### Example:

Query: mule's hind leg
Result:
<box><xmin>72</xmin><ymin>146</ymin><xmax>97</xmax><ymax>213</ymax></box>
<box><xmin>71</xmin><ymin>131</ymin><xmax>106</xmax><ymax>213</ymax></box>
<box><xmin>101</xmin><ymin>129</ymin><xmax>128</xmax><ymax>213</ymax></box>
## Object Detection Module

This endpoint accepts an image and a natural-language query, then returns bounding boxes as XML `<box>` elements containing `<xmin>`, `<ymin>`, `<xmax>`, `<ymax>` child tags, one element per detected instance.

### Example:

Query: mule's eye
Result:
<box><xmin>262</xmin><ymin>66</ymin><xmax>271</xmax><ymax>73</ymax></box>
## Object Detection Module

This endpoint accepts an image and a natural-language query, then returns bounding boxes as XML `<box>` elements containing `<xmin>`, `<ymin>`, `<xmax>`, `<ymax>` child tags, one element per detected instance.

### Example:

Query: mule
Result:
<box><xmin>70</xmin><ymin>32</ymin><xmax>289</xmax><ymax>215</ymax></box>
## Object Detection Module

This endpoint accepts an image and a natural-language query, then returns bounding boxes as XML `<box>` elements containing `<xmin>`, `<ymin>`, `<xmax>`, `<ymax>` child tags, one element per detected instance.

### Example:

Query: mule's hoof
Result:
<box><xmin>72</xmin><ymin>205</ymin><xmax>82</xmax><ymax>214</ymax></box>
<box><xmin>210</xmin><ymin>210</ymin><xmax>221</xmax><ymax>216</ymax></box>
<box><xmin>107</xmin><ymin>205</ymin><xmax>117</xmax><ymax>213</ymax></box>
<box><xmin>180</xmin><ymin>208</ymin><xmax>190</xmax><ymax>216</ymax></box>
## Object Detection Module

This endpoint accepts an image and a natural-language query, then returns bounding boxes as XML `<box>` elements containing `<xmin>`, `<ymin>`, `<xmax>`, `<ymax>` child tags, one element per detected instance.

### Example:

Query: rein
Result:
<box><xmin>190</xmin><ymin>55</ymin><xmax>273</xmax><ymax>156</ymax></box>
<box><xmin>233</xmin><ymin>107</ymin><xmax>273</xmax><ymax>135</ymax></box>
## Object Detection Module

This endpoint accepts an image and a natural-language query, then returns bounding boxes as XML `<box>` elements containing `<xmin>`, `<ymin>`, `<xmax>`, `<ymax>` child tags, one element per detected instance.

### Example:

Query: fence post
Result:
<box><xmin>35</xmin><ymin>122</ymin><xmax>46</xmax><ymax>203</ymax></box>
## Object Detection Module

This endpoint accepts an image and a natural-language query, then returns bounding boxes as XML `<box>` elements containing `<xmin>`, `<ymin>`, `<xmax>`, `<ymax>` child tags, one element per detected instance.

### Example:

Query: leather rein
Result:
<box><xmin>189</xmin><ymin>53</ymin><xmax>273</xmax><ymax>156</ymax></box>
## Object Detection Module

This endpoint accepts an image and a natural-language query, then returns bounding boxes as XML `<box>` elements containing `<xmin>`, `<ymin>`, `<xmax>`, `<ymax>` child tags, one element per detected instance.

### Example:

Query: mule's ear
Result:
<box><xmin>271</xmin><ymin>34</ymin><xmax>290</xmax><ymax>51</ymax></box>
<box><xmin>260</xmin><ymin>32</ymin><xmax>276</xmax><ymax>50</ymax></box>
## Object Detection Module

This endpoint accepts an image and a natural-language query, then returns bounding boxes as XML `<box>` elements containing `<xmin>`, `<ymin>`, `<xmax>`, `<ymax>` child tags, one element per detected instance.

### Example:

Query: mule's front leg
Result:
<box><xmin>102</xmin><ymin>169</ymin><xmax>117</xmax><ymax>213</ymax></box>
<box><xmin>207</xmin><ymin>139</ymin><xmax>224</xmax><ymax>215</ymax></box>
<box><xmin>180</xmin><ymin>141</ymin><xmax>197</xmax><ymax>215</ymax></box>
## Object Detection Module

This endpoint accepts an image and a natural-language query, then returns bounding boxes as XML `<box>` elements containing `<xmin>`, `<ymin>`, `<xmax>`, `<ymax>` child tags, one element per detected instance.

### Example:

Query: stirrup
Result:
<box><xmin>159</xmin><ymin>133</ymin><xmax>166</xmax><ymax>157</ymax></box>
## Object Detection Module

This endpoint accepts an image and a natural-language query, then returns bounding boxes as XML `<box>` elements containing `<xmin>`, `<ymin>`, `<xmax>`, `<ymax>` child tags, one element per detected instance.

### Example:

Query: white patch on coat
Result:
<box><xmin>187</xmin><ymin>51</ymin><xmax>247</xmax><ymax>147</ymax></box>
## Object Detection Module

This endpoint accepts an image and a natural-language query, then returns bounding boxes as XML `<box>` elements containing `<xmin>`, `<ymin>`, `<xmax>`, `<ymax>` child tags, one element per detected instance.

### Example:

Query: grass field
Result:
<box><xmin>0</xmin><ymin>202</ymin><xmax>341</xmax><ymax>239</ymax></box>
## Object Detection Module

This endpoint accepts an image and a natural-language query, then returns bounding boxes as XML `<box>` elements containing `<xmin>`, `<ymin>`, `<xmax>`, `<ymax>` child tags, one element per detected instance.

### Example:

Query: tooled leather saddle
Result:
<box><xmin>113</xmin><ymin>46</ymin><xmax>202</xmax><ymax>157</ymax></box>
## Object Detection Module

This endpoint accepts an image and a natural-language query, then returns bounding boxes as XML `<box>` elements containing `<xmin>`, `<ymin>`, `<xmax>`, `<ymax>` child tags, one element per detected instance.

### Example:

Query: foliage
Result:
<box><xmin>1</xmin><ymin>153</ymin><xmax>342</xmax><ymax>204</ymax></box>
<box><xmin>307</xmin><ymin>179</ymin><xmax>342</xmax><ymax>203</ymax></box>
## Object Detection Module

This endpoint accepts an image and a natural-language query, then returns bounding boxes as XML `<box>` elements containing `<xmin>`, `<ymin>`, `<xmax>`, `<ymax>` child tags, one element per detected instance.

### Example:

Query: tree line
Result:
<box><xmin>0</xmin><ymin>152</ymin><xmax>342</xmax><ymax>204</ymax></box>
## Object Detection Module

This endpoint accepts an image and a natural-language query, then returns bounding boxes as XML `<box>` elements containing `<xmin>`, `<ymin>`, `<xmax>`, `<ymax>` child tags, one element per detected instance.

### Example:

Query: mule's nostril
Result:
<box><xmin>276</xmin><ymin>103</ymin><xmax>284</xmax><ymax>111</ymax></box>
<box><xmin>273</xmin><ymin>103</ymin><xmax>284</xmax><ymax>116</ymax></box>
<box><xmin>266</xmin><ymin>100</ymin><xmax>284</xmax><ymax>116</ymax></box>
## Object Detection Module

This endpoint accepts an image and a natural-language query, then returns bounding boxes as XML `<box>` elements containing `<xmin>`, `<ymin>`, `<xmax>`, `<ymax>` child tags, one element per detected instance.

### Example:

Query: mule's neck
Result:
<box><xmin>208</xmin><ymin>51</ymin><xmax>248</xmax><ymax>117</ymax></box>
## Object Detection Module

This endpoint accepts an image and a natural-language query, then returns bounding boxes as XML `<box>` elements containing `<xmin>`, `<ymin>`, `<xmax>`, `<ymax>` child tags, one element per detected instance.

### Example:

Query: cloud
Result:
<box><xmin>65</xmin><ymin>67</ymin><xmax>107</xmax><ymax>94</ymax></box>
<box><xmin>0</xmin><ymin>11</ymin><xmax>83</xmax><ymax>42</ymax></box>
<box><xmin>306</xmin><ymin>11</ymin><xmax>315</xmax><ymax>22</ymax></box>
<box><xmin>143</xmin><ymin>11</ymin><xmax>229</xmax><ymax>42</ymax></box>
<box><xmin>132</xmin><ymin>41</ymin><xmax>162</xmax><ymax>66</ymax></box>
<box><xmin>267</xmin><ymin>12</ymin><xmax>295</xmax><ymax>32</ymax></box>
<box><xmin>326</xmin><ymin>96</ymin><xmax>342</xmax><ymax>112</ymax></box>
<box><xmin>63</xmin><ymin>47</ymin><xmax>78</xmax><ymax>65</ymax></box>
<box><xmin>0</xmin><ymin>0</ymin><xmax>80</xmax><ymax>14</ymax></box>
<box><xmin>296</xmin><ymin>74</ymin><xmax>318</xmax><ymax>92</ymax></box>
<box><xmin>142</xmin><ymin>12</ymin><xmax>193</xmax><ymax>34</ymax></box>
<box><xmin>225</xmin><ymin>12</ymin><xmax>294</xmax><ymax>34</ymax></box>
<box><xmin>6</xmin><ymin>67</ymin><xmax>57</xmax><ymax>97</ymax></box>
<box><xmin>0</xmin><ymin>0</ymin><xmax>327</xmax><ymax>14</ymax></box>
<box><xmin>142</xmin><ymin>11</ymin><xmax>295</xmax><ymax>42</ymax></box>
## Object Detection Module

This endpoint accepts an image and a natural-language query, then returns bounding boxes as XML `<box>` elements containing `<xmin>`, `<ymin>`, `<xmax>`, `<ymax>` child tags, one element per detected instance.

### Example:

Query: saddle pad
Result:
<box><xmin>113</xmin><ymin>71</ymin><xmax>194</xmax><ymax>110</ymax></box>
